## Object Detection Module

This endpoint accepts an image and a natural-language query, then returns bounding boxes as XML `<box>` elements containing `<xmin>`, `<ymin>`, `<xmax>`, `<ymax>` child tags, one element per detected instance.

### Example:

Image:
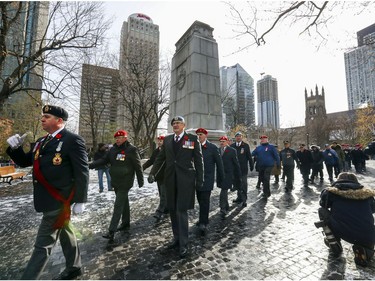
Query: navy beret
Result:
<box><xmin>42</xmin><ymin>105</ymin><xmax>68</xmax><ymax>121</ymax></box>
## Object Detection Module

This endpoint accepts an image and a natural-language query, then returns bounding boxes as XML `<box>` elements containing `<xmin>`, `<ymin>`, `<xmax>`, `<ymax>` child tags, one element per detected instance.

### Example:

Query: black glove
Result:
<box><xmin>148</xmin><ymin>174</ymin><xmax>155</xmax><ymax>183</ymax></box>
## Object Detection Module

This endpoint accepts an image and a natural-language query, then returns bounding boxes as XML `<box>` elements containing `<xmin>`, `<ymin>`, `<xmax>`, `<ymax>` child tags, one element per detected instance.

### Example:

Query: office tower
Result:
<box><xmin>257</xmin><ymin>74</ymin><xmax>280</xmax><ymax>129</ymax></box>
<box><xmin>345</xmin><ymin>23</ymin><xmax>375</xmax><ymax>110</ymax></box>
<box><xmin>1</xmin><ymin>2</ymin><xmax>49</xmax><ymax>110</ymax></box>
<box><xmin>220</xmin><ymin>64</ymin><xmax>255</xmax><ymax>129</ymax></box>
<box><xmin>79</xmin><ymin>64</ymin><xmax>119</xmax><ymax>149</ymax></box>
<box><xmin>118</xmin><ymin>13</ymin><xmax>160</xmax><ymax>130</ymax></box>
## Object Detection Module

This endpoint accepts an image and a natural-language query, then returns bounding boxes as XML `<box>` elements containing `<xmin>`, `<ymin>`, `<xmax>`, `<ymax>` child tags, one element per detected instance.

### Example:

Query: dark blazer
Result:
<box><xmin>150</xmin><ymin>132</ymin><xmax>204</xmax><ymax>211</ymax></box>
<box><xmin>143</xmin><ymin>147</ymin><xmax>164</xmax><ymax>182</ymax></box>
<box><xmin>90</xmin><ymin>141</ymin><xmax>144</xmax><ymax>189</ymax></box>
<box><xmin>218</xmin><ymin>146</ymin><xmax>241</xmax><ymax>190</ymax></box>
<box><xmin>199</xmin><ymin>141</ymin><xmax>224</xmax><ymax>192</ymax></box>
<box><xmin>7</xmin><ymin>128</ymin><xmax>89</xmax><ymax>213</ymax></box>
<box><xmin>231</xmin><ymin>141</ymin><xmax>254</xmax><ymax>175</ymax></box>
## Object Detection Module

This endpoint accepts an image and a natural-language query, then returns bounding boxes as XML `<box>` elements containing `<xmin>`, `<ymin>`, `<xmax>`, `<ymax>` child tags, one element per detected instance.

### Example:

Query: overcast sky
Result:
<box><xmin>103</xmin><ymin>1</ymin><xmax>375</xmax><ymax>128</ymax></box>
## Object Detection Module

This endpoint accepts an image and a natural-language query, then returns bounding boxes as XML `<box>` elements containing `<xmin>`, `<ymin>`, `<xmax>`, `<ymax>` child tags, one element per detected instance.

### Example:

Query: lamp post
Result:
<box><xmin>306</xmin><ymin>133</ymin><xmax>310</xmax><ymax>146</ymax></box>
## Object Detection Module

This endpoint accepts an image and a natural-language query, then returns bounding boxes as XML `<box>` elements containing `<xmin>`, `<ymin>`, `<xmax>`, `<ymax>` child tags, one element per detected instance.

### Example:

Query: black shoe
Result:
<box><xmin>353</xmin><ymin>245</ymin><xmax>369</xmax><ymax>266</ymax></box>
<box><xmin>179</xmin><ymin>247</ymin><xmax>188</xmax><ymax>258</ymax></box>
<box><xmin>99</xmin><ymin>190</ymin><xmax>103</xmax><ymax>193</ymax></box>
<box><xmin>108</xmin><ymin>188</ymin><xmax>113</xmax><ymax>191</ymax></box>
<box><xmin>117</xmin><ymin>224</ymin><xmax>130</xmax><ymax>232</ymax></box>
<box><xmin>232</xmin><ymin>198</ymin><xmax>242</xmax><ymax>203</ymax></box>
<box><xmin>256</xmin><ymin>185</ymin><xmax>261</xmax><ymax>190</ymax></box>
<box><xmin>53</xmin><ymin>268</ymin><xmax>82</xmax><ymax>280</ymax></box>
<box><xmin>102</xmin><ymin>231</ymin><xmax>114</xmax><ymax>241</ymax></box>
<box><xmin>153</xmin><ymin>212</ymin><xmax>162</xmax><ymax>221</ymax></box>
<box><xmin>241</xmin><ymin>202</ymin><xmax>247</xmax><ymax>207</ymax></box>
<box><xmin>165</xmin><ymin>239</ymin><xmax>179</xmax><ymax>250</ymax></box>
<box><xmin>199</xmin><ymin>224</ymin><xmax>207</xmax><ymax>235</ymax></box>
<box><xmin>220</xmin><ymin>211</ymin><xmax>226</xmax><ymax>220</ymax></box>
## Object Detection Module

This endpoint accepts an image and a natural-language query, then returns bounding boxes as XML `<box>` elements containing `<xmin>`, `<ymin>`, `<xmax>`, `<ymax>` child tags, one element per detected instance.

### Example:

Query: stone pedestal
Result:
<box><xmin>169</xmin><ymin>21</ymin><xmax>225</xmax><ymax>140</ymax></box>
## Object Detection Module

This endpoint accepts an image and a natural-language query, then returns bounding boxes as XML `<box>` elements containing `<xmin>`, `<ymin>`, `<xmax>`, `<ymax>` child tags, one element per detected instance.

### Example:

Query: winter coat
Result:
<box><xmin>279</xmin><ymin>147</ymin><xmax>299</xmax><ymax>167</ymax></box>
<box><xmin>230</xmin><ymin>141</ymin><xmax>254</xmax><ymax>175</ymax></box>
<box><xmin>200</xmin><ymin>141</ymin><xmax>224</xmax><ymax>191</ymax></box>
<box><xmin>90</xmin><ymin>141</ymin><xmax>144</xmax><ymax>189</ymax></box>
<box><xmin>252</xmin><ymin>143</ymin><xmax>280</xmax><ymax>168</ymax></box>
<box><xmin>322</xmin><ymin>148</ymin><xmax>338</xmax><ymax>166</ymax></box>
<box><xmin>150</xmin><ymin>132</ymin><xmax>204</xmax><ymax>211</ymax></box>
<box><xmin>311</xmin><ymin>149</ymin><xmax>324</xmax><ymax>169</ymax></box>
<box><xmin>320</xmin><ymin>180</ymin><xmax>375</xmax><ymax>246</ymax></box>
<box><xmin>218</xmin><ymin>146</ymin><xmax>241</xmax><ymax>190</ymax></box>
<box><xmin>143</xmin><ymin>147</ymin><xmax>165</xmax><ymax>182</ymax></box>
<box><xmin>93</xmin><ymin>150</ymin><xmax>110</xmax><ymax>170</ymax></box>
<box><xmin>296</xmin><ymin>149</ymin><xmax>313</xmax><ymax>170</ymax></box>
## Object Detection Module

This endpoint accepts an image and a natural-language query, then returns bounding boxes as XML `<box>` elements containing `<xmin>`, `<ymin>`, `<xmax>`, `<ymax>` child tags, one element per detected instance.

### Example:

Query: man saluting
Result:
<box><xmin>7</xmin><ymin>105</ymin><xmax>89</xmax><ymax>280</ymax></box>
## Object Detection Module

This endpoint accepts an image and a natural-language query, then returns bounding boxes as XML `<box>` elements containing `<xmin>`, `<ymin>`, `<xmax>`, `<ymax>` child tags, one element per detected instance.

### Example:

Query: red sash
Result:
<box><xmin>33</xmin><ymin>141</ymin><xmax>75</xmax><ymax>229</ymax></box>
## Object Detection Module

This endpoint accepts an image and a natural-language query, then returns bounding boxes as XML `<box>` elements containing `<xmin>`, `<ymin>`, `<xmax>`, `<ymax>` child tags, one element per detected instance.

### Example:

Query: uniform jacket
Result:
<box><xmin>322</xmin><ymin>148</ymin><xmax>339</xmax><ymax>166</ymax></box>
<box><xmin>320</xmin><ymin>181</ymin><xmax>375</xmax><ymax>246</ymax></box>
<box><xmin>143</xmin><ymin>147</ymin><xmax>165</xmax><ymax>182</ymax></box>
<box><xmin>351</xmin><ymin>148</ymin><xmax>366</xmax><ymax>165</ymax></box>
<box><xmin>7</xmin><ymin>128</ymin><xmax>89</xmax><ymax>213</ymax></box>
<box><xmin>93</xmin><ymin>150</ymin><xmax>109</xmax><ymax>170</ymax></box>
<box><xmin>332</xmin><ymin>145</ymin><xmax>345</xmax><ymax>163</ymax></box>
<box><xmin>252</xmin><ymin>143</ymin><xmax>280</xmax><ymax>168</ymax></box>
<box><xmin>200</xmin><ymin>141</ymin><xmax>224</xmax><ymax>191</ymax></box>
<box><xmin>218</xmin><ymin>146</ymin><xmax>241</xmax><ymax>190</ymax></box>
<box><xmin>230</xmin><ymin>141</ymin><xmax>254</xmax><ymax>175</ymax></box>
<box><xmin>90</xmin><ymin>141</ymin><xmax>144</xmax><ymax>189</ymax></box>
<box><xmin>150</xmin><ymin>132</ymin><xmax>204</xmax><ymax>211</ymax></box>
<box><xmin>279</xmin><ymin>147</ymin><xmax>299</xmax><ymax>167</ymax></box>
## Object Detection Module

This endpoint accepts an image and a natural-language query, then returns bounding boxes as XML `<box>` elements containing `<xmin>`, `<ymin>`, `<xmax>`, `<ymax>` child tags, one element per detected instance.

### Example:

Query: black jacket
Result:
<box><xmin>230</xmin><ymin>141</ymin><xmax>254</xmax><ymax>175</ymax></box>
<box><xmin>143</xmin><ymin>147</ymin><xmax>165</xmax><ymax>182</ymax></box>
<box><xmin>200</xmin><ymin>141</ymin><xmax>224</xmax><ymax>191</ymax></box>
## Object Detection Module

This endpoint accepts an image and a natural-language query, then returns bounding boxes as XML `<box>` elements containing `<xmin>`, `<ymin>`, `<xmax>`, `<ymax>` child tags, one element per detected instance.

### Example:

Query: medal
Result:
<box><xmin>53</xmin><ymin>153</ymin><xmax>62</xmax><ymax>165</ymax></box>
<box><xmin>56</xmin><ymin>141</ymin><xmax>63</xmax><ymax>152</ymax></box>
<box><xmin>34</xmin><ymin>149</ymin><xmax>40</xmax><ymax>160</ymax></box>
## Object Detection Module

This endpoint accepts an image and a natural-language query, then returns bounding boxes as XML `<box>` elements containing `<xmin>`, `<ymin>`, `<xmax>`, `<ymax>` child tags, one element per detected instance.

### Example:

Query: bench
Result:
<box><xmin>0</xmin><ymin>165</ymin><xmax>26</xmax><ymax>185</ymax></box>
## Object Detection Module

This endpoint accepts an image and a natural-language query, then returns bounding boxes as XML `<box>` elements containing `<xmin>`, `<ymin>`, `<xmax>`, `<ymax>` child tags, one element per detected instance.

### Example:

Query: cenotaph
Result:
<box><xmin>169</xmin><ymin>21</ymin><xmax>225</xmax><ymax>140</ymax></box>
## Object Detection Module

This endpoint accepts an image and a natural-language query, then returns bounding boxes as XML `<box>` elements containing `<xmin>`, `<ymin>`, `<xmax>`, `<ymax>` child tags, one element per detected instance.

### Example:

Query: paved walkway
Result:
<box><xmin>1</xmin><ymin>162</ymin><xmax>375</xmax><ymax>280</ymax></box>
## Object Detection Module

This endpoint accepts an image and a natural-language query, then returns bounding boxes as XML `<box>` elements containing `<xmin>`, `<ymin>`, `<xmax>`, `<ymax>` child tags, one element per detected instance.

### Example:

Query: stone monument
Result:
<box><xmin>169</xmin><ymin>21</ymin><xmax>225</xmax><ymax>140</ymax></box>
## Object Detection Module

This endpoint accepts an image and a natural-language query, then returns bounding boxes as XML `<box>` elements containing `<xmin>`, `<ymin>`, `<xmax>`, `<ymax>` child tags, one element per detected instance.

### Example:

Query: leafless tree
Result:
<box><xmin>225</xmin><ymin>1</ymin><xmax>373</xmax><ymax>49</ymax></box>
<box><xmin>0</xmin><ymin>1</ymin><xmax>111</xmax><ymax>105</ymax></box>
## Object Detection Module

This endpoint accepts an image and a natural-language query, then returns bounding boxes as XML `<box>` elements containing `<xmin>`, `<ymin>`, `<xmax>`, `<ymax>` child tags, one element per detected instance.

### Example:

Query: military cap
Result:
<box><xmin>42</xmin><ymin>105</ymin><xmax>68</xmax><ymax>121</ymax></box>
<box><xmin>157</xmin><ymin>135</ymin><xmax>165</xmax><ymax>140</ymax></box>
<box><xmin>235</xmin><ymin>131</ymin><xmax>242</xmax><ymax>137</ymax></box>
<box><xmin>219</xmin><ymin>136</ymin><xmax>229</xmax><ymax>141</ymax></box>
<box><xmin>259</xmin><ymin>135</ymin><xmax>268</xmax><ymax>139</ymax></box>
<box><xmin>196</xmin><ymin>128</ymin><xmax>208</xmax><ymax>135</ymax></box>
<box><xmin>283</xmin><ymin>140</ymin><xmax>289</xmax><ymax>144</ymax></box>
<box><xmin>170</xmin><ymin>116</ymin><xmax>185</xmax><ymax>125</ymax></box>
<box><xmin>114</xmin><ymin>130</ymin><xmax>127</xmax><ymax>138</ymax></box>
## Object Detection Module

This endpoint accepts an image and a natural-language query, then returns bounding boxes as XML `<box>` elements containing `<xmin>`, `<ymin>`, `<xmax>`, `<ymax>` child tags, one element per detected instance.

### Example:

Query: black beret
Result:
<box><xmin>42</xmin><ymin>105</ymin><xmax>68</xmax><ymax>121</ymax></box>
<box><xmin>170</xmin><ymin>116</ymin><xmax>185</xmax><ymax>125</ymax></box>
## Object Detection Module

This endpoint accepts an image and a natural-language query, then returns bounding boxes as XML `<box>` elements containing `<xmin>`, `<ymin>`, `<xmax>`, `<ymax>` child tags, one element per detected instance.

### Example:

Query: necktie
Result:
<box><xmin>42</xmin><ymin>134</ymin><xmax>52</xmax><ymax>148</ymax></box>
<box><xmin>175</xmin><ymin>135</ymin><xmax>179</xmax><ymax>143</ymax></box>
<box><xmin>221</xmin><ymin>147</ymin><xmax>225</xmax><ymax>156</ymax></box>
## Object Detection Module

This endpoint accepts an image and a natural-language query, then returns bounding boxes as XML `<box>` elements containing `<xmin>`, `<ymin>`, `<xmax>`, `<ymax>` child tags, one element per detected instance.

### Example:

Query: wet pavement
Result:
<box><xmin>1</xmin><ymin>161</ymin><xmax>375</xmax><ymax>280</ymax></box>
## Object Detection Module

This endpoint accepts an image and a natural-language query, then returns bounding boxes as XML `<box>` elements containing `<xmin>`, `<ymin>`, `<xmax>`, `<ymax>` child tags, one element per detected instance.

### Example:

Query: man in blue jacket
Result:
<box><xmin>252</xmin><ymin>135</ymin><xmax>280</xmax><ymax>198</ymax></box>
<box><xmin>195</xmin><ymin>128</ymin><xmax>224</xmax><ymax>234</ymax></box>
<box><xmin>322</xmin><ymin>144</ymin><xmax>339</xmax><ymax>183</ymax></box>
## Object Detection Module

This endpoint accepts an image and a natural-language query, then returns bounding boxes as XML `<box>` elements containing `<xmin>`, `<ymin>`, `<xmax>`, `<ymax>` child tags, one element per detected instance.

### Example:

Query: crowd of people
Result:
<box><xmin>5</xmin><ymin>105</ymin><xmax>375</xmax><ymax>279</ymax></box>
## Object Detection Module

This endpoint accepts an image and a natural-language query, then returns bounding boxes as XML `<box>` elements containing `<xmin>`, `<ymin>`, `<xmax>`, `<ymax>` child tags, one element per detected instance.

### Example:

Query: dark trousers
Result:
<box><xmin>196</xmin><ymin>190</ymin><xmax>211</xmax><ymax>225</ymax></box>
<box><xmin>21</xmin><ymin>209</ymin><xmax>81</xmax><ymax>279</ymax></box>
<box><xmin>236</xmin><ymin>174</ymin><xmax>248</xmax><ymax>202</ymax></box>
<box><xmin>170</xmin><ymin>209</ymin><xmax>189</xmax><ymax>248</ymax></box>
<box><xmin>325</xmin><ymin>164</ymin><xmax>334</xmax><ymax>181</ymax></box>
<box><xmin>219</xmin><ymin>188</ymin><xmax>229</xmax><ymax>213</ymax></box>
<box><xmin>311</xmin><ymin>166</ymin><xmax>324</xmax><ymax>181</ymax></box>
<box><xmin>109</xmin><ymin>186</ymin><xmax>131</xmax><ymax>232</ymax></box>
<box><xmin>259</xmin><ymin>166</ymin><xmax>273</xmax><ymax>195</ymax></box>
<box><xmin>156</xmin><ymin>181</ymin><xmax>168</xmax><ymax>214</ymax></box>
<box><xmin>300</xmin><ymin>166</ymin><xmax>311</xmax><ymax>185</ymax></box>
<box><xmin>283</xmin><ymin>165</ymin><xmax>294</xmax><ymax>189</ymax></box>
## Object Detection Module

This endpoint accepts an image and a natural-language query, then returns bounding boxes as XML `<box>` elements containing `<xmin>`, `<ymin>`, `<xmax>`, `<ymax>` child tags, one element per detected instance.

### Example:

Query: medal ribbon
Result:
<box><xmin>33</xmin><ymin>142</ymin><xmax>75</xmax><ymax>229</ymax></box>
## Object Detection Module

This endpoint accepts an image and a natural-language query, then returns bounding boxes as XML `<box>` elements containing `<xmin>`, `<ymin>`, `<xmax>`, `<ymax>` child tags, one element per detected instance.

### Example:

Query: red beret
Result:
<box><xmin>355</xmin><ymin>143</ymin><xmax>360</xmax><ymax>147</ymax></box>
<box><xmin>219</xmin><ymin>136</ymin><xmax>229</xmax><ymax>141</ymax></box>
<box><xmin>114</xmin><ymin>130</ymin><xmax>127</xmax><ymax>138</ymax></box>
<box><xmin>157</xmin><ymin>135</ymin><xmax>165</xmax><ymax>140</ymax></box>
<box><xmin>196</xmin><ymin>128</ymin><xmax>208</xmax><ymax>135</ymax></box>
<box><xmin>260</xmin><ymin>135</ymin><xmax>268</xmax><ymax>139</ymax></box>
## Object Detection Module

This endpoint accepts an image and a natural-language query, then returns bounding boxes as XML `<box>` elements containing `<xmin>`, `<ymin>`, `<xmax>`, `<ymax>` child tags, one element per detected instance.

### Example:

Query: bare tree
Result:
<box><xmin>117</xmin><ymin>47</ymin><xmax>170</xmax><ymax>150</ymax></box>
<box><xmin>225</xmin><ymin>1</ymin><xmax>373</xmax><ymax>49</ymax></box>
<box><xmin>0</xmin><ymin>1</ymin><xmax>111</xmax><ymax>105</ymax></box>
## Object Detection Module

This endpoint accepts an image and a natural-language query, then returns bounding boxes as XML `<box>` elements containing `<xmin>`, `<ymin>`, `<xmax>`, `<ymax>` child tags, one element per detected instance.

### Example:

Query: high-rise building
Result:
<box><xmin>118</xmin><ymin>13</ymin><xmax>160</xmax><ymax>130</ymax></box>
<box><xmin>1</xmin><ymin>2</ymin><xmax>49</xmax><ymax>110</ymax></box>
<box><xmin>345</xmin><ymin>23</ymin><xmax>375</xmax><ymax>110</ymax></box>
<box><xmin>220</xmin><ymin>64</ymin><xmax>255</xmax><ymax>129</ymax></box>
<box><xmin>79</xmin><ymin>64</ymin><xmax>119</xmax><ymax>149</ymax></box>
<box><xmin>257</xmin><ymin>74</ymin><xmax>280</xmax><ymax>129</ymax></box>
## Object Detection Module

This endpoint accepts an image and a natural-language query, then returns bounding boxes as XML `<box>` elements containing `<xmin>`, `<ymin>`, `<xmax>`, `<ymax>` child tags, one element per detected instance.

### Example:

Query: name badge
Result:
<box><xmin>240</xmin><ymin>148</ymin><xmax>244</xmax><ymax>154</ymax></box>
<box><xmin>182</xmin><ymin>140</ymin><xmax>195</xmax><ymax>149</ymax></box>
<box><xmin>116</xmin><ymin>153</ymin><xmax>126</xmax><ymax>161</ymax></box>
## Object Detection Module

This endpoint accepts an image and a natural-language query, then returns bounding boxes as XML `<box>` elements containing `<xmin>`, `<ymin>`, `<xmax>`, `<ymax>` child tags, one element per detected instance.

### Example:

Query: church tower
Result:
<box><xmin>305</xmin><ymin>85</ymin><xmax>328</xmax><ymax>146</ymax></box>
